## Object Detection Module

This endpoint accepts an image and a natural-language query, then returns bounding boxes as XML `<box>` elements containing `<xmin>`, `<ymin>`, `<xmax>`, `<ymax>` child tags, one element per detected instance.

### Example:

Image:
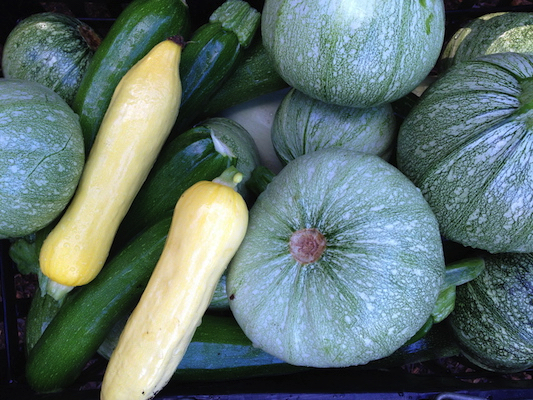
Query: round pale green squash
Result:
<box><xmin>396</xmin><ymin>52</ymin><xmax>533</xmax><ymax>254</ymax></box>
<box><xmin>440</xmin><ymin>12</ymin><xmax>533</xmax><ymax>72</ymax></box>
<box><xmin>2</xmin><ymin>12</ymin><xmax>100</xmax><ymax>105</ymax></box>
<box><xmin>261</xmin><ymin>0</ymin><xmax>445</xmax><ymax>108</ymax></box>
<box><xmin>226</xmin><ymin>147</ymin><xmax>445</xmax><ymax>368</ymax></box>
<box><xmin>0</xmin><ymin>79</ymin><xmax>85</xmax><ymax>239</ymax></box>
<box><xmin>449</xmin><ymin>252</ymin><xmax>533</xmax><ymax>373</ymax></box>
<box><xmin>271</xmin><ymin>88</ymin><xmax>397</xmax><ymax>165</ymax></box>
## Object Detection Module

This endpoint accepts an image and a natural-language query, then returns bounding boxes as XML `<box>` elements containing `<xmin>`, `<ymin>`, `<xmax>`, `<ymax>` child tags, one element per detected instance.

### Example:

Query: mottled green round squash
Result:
<box><xmin>271</xmin><ymin>88</ymin><xmax>397</xmax><ymax>165</ymax></box>
<box><xmin>0</xmin><ymin>79</ymin><xmax>85</xmax><ymax>239</ymax></box>
<box><xmin>2</xmin><ymin>12</ymin><xmax>100</xmax><ymax>105</ymax></box>
<box><xmin>440</xmin><ymin>12</ymin><xmax>533</xmax><ymax>72</ymax></box>
<box><xmin>261</xmin><ymin>0</ymin><xmax>445</xmax><ymax>107</ymax></box>
<box><xmin>396</xmin><ymin>52</ymin><xmax>533</xmax><ymax>253</ymax></box>
<box><xmin>449</xmin><ymin>253</ymin><xmax>533</xmax><ymax>373</ymax></box>
<box><xmin>226</xmin><ymin>147</ymin><xmax>445</xmax><ymax>368</ymax></box>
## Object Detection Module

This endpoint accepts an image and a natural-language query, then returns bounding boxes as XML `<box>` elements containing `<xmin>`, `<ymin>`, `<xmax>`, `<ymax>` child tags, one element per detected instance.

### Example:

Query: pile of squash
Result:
<box><xmin>2</xmin><ymin>0</ymin><xmax>533</xmax><ymax>398</ymax></box>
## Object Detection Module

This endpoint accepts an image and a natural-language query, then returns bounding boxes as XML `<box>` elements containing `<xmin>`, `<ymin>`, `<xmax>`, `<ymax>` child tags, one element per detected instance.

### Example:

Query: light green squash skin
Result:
<box><xmin>449</xmin><ymin>253</ymin><xmax>533</xmax><ymax>373</ymax></box>
<box><xmin>261</xmin><ymin>0</ymin><xmax>445</xmax><ymax>108</ymax></box>
<box><xmin>271</xmin><ymin>88</ymin><xmax>397</xmax><ymax>165</ymax></box>
<box><xmin>440</xmin><ymin>12</ymin><xmax>533</xmax><ymax>72</ymax></box>
<box><xmin>0</xmin><ymin>79</ymin><xmax>85</xmax><ymax>239</ymax></box>
<box><xmin>2</xmin><ymin>12</ymin><xmax>99</xmax><ymax>105</ymax></box>
<box><xmin>397</xmin><ymin>52</ymin><xmax>533</xmax><ymax>254</ymax></box>
<box><xmin>226</xmin><ymin>147</ymin><xmax>445</xmax><ymax>368</ymax></box>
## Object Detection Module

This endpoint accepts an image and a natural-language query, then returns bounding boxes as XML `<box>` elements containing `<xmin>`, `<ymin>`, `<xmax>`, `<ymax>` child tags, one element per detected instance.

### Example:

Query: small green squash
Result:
<box><xmin>396</xmin><ymin>52</ymin><xmax>533</xmax><ymax>253</ymax></box>
<box><xmin>440</xmin><ymin>12</ymin><xmax>533</xmax><ymax>72</ymax></box>
<box><xmin>271</xmin><ymin>88</ymin><xmax>397</xmax><ymax>165</ymax></box>
<box><xmin>227</xmin><ymin>147</ymin><xmax>445</xmax><ymax>368</ymax></box>
<box><xmin>449</xmin><ymin>252</ymin><xmax>533</xmax><ymax>373</ymax></box>
<box><xmin>0</xmin><ymin>79</ymin><xmax>85</xmax><ymax>239</ymax></box>
<box><xmin>261</xmin><ymin>0</ymin><xmax>445</xmax><ymax>107</ymax></box>
<box><xmin>2</xmin><ymin>12</ymin><xmax>100</xmax><ymax>105</ymax></box>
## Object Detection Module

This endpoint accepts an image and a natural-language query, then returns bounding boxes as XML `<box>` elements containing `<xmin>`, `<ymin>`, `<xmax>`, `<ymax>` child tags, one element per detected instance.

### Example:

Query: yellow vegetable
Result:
<box><xmin>39</xmin><ymin>36</ymin><xmax>185</xmax><ymax>299</ymax></box>
<box><xmin>100</xmin><ymin>167</ymin><xmax>248</xmax><ymax>400</ymax></box>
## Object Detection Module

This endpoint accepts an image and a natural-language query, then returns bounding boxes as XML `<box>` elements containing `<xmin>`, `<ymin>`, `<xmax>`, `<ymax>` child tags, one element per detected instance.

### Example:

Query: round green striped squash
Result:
<box><xmin>271</xmin><ymin>88</ymin><xmax>397</xmax><ymax>165</ymax></box>
<box><xmin>396</xmin><ymin>52</ymin><xmax>533</xmax><ymax>254</ymax></box>
<box><xmin>440</xmin><ymin>12</ymin><xmax>533</xmax><ymax>72</ymax></box>
<box><xmin>2</xmin><ymin>12</ymin><xmax>100</xmax><ymax>105</ymax></box>
<box><xmin>449</xmin><ymin>253</ymin><xmax>533</xmax><ymax>373</ymax></box>
<box><xmin>261</xmin><ymin>0</ymin><xmax>446</xmax><ymax>108</ymax></box>
<box><xmin>226</xmin><ymin>147</ymin><xmax>445</xmax><ymax>368</ymax></box>
<box><xmin>0</xmin><ymin>79</ymin><xmax>85</xmax><ymax>239</ymax></box>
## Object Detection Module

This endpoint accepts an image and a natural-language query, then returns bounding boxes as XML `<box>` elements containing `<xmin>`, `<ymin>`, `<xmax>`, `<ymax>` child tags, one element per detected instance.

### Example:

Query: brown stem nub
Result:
<box><xmin>290</xmin><ymin>228</ymin><xmax>326</xmax><ymax>264</ymax></box>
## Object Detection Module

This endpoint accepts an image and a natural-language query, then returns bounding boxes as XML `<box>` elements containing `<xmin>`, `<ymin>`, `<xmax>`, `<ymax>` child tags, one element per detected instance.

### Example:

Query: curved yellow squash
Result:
<box><xmin>39</xmin><ymin>36</ymin><xmax>184</xmax><ymax>296</ymax></box>
<box><xmin>100</xmin><ymin>168</ymin><xmax>248</xmax><ymax>400</ymax></box>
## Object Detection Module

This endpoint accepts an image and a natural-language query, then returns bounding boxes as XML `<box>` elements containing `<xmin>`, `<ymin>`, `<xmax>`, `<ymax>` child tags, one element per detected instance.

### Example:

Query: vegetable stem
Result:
<box><xmin>213</xmin><ymin>166</ymin><xmax>243</xmax><ymax>190</ymax></box>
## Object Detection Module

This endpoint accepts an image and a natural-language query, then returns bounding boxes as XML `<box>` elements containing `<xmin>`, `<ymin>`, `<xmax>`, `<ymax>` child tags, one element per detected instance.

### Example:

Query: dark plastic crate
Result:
<box><xmin>2</xmin><ymin>1</ymin><xmax>533</xmax><ymax>399</ymax></box>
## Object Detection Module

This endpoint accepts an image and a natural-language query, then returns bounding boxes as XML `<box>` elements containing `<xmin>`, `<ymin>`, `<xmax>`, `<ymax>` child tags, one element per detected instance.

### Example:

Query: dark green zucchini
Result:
<box><xmin>201</xmin><ymin>35</ymin><xmax>289</xmax><ymax>118</ymax></box>
<box><xmin>97</xmin><ymin>310</ymin><xmax>459</xmax><ymax>381</ymax></box>
<box><xmin>71</xmin><ymin>0</ymin><xmax>191</xmax><ymax>152</ymax></box>
<box><xmin>111</xmin><ymin>124</ymin><xmax>234</xmax><ymax>251</ymax></box>
<box><xmin>170</xmin><ymin>0</ymin><xmax>260</xmax><ymax>136</ymax></box>
<box><xmin>25</xmin><ymin>217</ymin><xmax>172</xmax><ymax>393</ymax></box>
<box><xmin>111</xmin><ymin>117</ymin><xmax>260</xmax><ymax>252</ymax></box>
<box><xmin>98</xmin><ymin>313</ymin><xmax>306</xmax><ymax>382</ymax></box>
<box><xmin>24</xmin><ymin>285</ymin><xmax>64</xmax><ymax>356</ymax></box>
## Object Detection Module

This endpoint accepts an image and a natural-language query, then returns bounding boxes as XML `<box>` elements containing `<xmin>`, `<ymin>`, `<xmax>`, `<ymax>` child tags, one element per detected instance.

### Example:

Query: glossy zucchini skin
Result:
<box><xmin>25</xmin><ymin>217</ymin><xmax>172</xmax><ymax>393</ymax></box>
<box><xmin>98</xmin><ymin>313</ymin><xmax>459</xmax><ymax>382</ymax></box>
<box><xmin>71</xmin><ymin>0</ymin><xmax>191</xmax><ymax>152</ymax></box>
<box><xmin>201</xmin><ymin>36</ymin><xmax>289</xmax><ymax>118</ymax></box>
<box><xmin>170</xmin><ymin>0</ymin><xmax>260</xmax><ymax>136</ymax></box>
<box><xmin>111</xmin><ymin>124</ymin><xmax>234</xmax><ymax>252</ymax></box>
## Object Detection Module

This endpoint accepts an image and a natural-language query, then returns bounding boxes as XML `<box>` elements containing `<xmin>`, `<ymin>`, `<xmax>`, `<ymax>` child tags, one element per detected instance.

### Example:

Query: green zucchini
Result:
<box><xmin>98</xmin><ymin>313</ymin><xmax>306</xmax><ymax>382</ymax></box>
<box><xmin>201</xmin><ymin>35</ymin><xmax>289</xmax><ymax>118</ymax></box>
<box><xmin>111</xmin><ymin>117</ymin><xmax>260</xmax><ymax>252</ymax></box>
<box><xmin>25</xmin><ymin>217</ymin><xmax>172</xmax><ymax>393</ymax></box>
<box><xmin>170</xmin><ymin>0</ymin><xmax>260</xmax><ymax>136</ymax></box>
<box><xmin>97</xmin><ymin>310</ymin><xmax>459</xmax><ymax>381</ymax></box>
<box><xmin>111</xmin><ymin>124</ymin><xmax>234</xmax><ymax>252</ymax></box>
<box><xmin>71</xmin><ymin>0</ymin><xmax>191</xmax><ymax>152</ymax></box>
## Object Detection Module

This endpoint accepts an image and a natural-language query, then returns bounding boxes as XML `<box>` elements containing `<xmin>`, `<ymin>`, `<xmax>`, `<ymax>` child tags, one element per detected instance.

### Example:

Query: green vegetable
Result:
<box><xmin>449</xmin><ymin>252</ymin><xmax>533</xmax><ymax>373</ymax></box>
<box><xmin>2</xmin><ymin>12</ymin><xmax>100</xmax><ymax>105</ymax></box>
<box><xmin>397</xmin><ymin>52</ymin><xmax>533</xmax><ymax>253</ymax></box>
<box><xmin>227</xmin><ymin>147</ymin><xmax>445</xmax><ymax>368</ymax></box>
<box><xmin>25</xmin><ymin>217</ymin><xmax>172</xmax><ymax>393</ymax></box>
<box><xmin>0</xmin><ymin>79</ymin><xmax>85</xmax><ymax>239</ymax></box>
<box><xmin>271</xmin><ymin>88</ymin><xmax>397</xmax><ymax>164</ymax></box>
<box><xmin>98</xmin><ymin>313</ymin><xmax>306</xmax><ymax>382</ymax></box>
<box><xmin>170</xmin><ymin>0</ymin><xmax>260</xmax><ymax>136</ymax></box>
<box><xmin>71</xmin><ymin>0</ymin><xmax>191</xmax><ymax>152</ymax></box>
<box><xmin>261</xmin><ymin>0</ymin><xmax>445</xmax><ymax>107</ymax></box>
<box><xmin>440</xmin><ymin>11</ymin><xmax>533</xmax><ymax>72</ymax></box>
<box><xmin>201</xmin><ymin>35</ymin><xmax>289</xmax><ymax>118</ymax></box>
<box><xmin>112</xmin><ymin>117</ymin><xmax>260</xmax><ymax>252</ymax></box>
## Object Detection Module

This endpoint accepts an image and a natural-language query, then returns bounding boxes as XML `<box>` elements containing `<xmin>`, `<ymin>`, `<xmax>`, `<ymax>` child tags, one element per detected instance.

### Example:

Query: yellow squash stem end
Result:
<box><xmin>46</xmin><ymin>279</ymin><xmax>74</xmax><ymax>302</ymax></box>
<box><xmin>213</xmin><ymin>166</ymin><xmax>243</xmax><ymax>190</ymax></box>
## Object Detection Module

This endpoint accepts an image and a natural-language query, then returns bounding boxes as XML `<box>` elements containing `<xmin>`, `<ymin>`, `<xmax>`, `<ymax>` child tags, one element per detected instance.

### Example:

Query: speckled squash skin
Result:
<box><xmin>396</xmin><ymin>52</ymin><xmax>533</xmax><ymax>253</ymax></box>
<box><xmin>2</xmin><ymin>12</ymin><xmax>100</xmax><ymax>105</ymax></box>
<box><xmin>0</xmin><ymin>79</ymin><xmax>85</xmax><ymax>239</ymax></box>
<box><xmin>226</xmin><ymin>147</ymin><xmax>445</xmax><ymax>368</ymax></box>
<box><xmin>449</xmin><ymin>253</ymin><xmax>533</xmax><ymax>373</ymax></box>
<box><xmin>440</xmin><ymin>12</ymin><xmax>533</xmax><ymax>72</ymax></box>
<box><xmin>261</xmin><ymin>0</ymin><xmax>445</xmax><ymax>108</ymax></box>
<box><xmin>271</xmin><ymin>88</ymin><xmax>397</xmax><ymax>165</ymax></box>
